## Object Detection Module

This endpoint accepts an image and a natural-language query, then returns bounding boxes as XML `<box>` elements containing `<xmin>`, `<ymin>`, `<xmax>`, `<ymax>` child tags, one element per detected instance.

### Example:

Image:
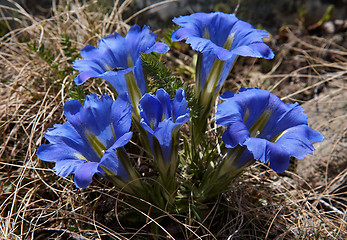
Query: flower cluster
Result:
<box><xmin>37</xmin><ymin>12</ymin><xmax>322</xmax><ymax>211</ymax></box>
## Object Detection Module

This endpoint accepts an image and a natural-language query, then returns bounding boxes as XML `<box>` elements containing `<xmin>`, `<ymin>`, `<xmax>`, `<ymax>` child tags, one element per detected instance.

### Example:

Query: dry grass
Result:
<box><xmin>0</xmin><ymin>0</ymin><xmax>346</xmax><ymax>239</ymax></box>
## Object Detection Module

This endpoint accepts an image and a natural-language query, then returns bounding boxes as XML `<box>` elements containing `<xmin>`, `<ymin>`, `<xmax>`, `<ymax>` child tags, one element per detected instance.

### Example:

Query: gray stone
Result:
<box><xmin>132</xmin><ymin>0</ymin><xmax>347</xmax><ymax>33</ymax></box>
<box><xmin>296</xmin><ymin>80</ymin><xmax>347</xmax><ymax>190</ymax></box>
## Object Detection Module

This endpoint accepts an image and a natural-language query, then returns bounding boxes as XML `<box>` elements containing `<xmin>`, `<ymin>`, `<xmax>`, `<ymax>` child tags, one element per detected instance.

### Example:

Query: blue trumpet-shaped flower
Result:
<box><xmin>139</xmin><ymin>89</ymin><xmax>190</xmax><ymax>164</ymax></box>
<box><xmin>73</xmin><ymin>25</ymin><xmax>169</xmax><ymax>117</ymax></box>
<box><xmin>172</xmin><ymin>12</ymin><xmax>274</xmax><ymax>106</ymax></box>
<box><xmin>37</xmin><ymin>94</ymin><xmax>133</xmax><ymax>188</ymax></box>
<box><xmin>139</xmin><ymin>88</ymin><xmax>190</xmax><ymax>192</ymax></box>
<box><xmin>216</xmin><ymin>88</ymin><xmax>324</xmax><ymax>173</ymax></box>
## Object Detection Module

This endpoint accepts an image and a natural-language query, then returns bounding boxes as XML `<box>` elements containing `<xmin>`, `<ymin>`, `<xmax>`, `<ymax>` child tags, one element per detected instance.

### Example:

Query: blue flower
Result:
<box><xmin>139</xmin><ymin>89</ymin><xmax>190</xmax><ymax>164</ymax></box>
<box><xmin>171</xmin><ymin>12</ymin><xmax>274</xmax><ymax>107</ymax></box>
<box><xmin>216</xmin><ymin>88</ymin><xmax>324</xmax><ymax>173</ymax></box>
<box><xmin>73</xmin><ymin>25</ymin><xmax>169</xmax><ymax>117</ymax></box>
<box><xmin>37</xmin><ymin>94</ymin><xmax>133</xmax><ymax>188</ymax></box>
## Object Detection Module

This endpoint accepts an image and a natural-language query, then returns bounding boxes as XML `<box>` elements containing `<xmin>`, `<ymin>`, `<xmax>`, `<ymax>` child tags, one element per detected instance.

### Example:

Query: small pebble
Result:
<box><xmin>323</xmin><ymin>21</ymin><xmax>335</xmax><ymax>34</ymax></box>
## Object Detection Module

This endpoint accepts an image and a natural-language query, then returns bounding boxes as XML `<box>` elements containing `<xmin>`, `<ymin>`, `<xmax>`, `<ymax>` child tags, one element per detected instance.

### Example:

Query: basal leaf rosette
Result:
<box><xmin>37</xmin><ymin>94</ymin><xmax>133</xmax><ymax>188</ymax></box>
<box><xmin>216</xmin><ymin>88</ymin><xmax>324</xmax><ymax>173</ymax></box>
<box><xmin>73</xmin><ymin>25</ymin><xmax>169</xmax><ymax>118</ymax></box>
<box><xmin>172</xmin><ymin>12</ymin><xmax>274</xmax><ymax>107</ymax></box>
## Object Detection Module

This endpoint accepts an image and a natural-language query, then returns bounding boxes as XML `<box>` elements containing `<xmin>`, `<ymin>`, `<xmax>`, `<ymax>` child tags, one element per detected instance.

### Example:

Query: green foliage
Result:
<box><xmin>318</xmin><ymin>4</ymin><xmax>334</xmax><ymax>26</ymax></box>
<box><xmin>214</xmin><ymin>3</ymin><xmax>232</xmax><ymax>13</ymax></box>
<box><xmin>141</xmin><ymin>52</ymin><xmax>200</xmax><ymax>122</ymax></box>
<box><xmin>0</xmin><ymin>20</ymin><xmax>9</xmax><ymax>37</ymax></box>
<box><xmin>27</xmin><ymin>34</ymin><xmax>79</xmax><ymax>80</ymax></box>
<box><xmin>27</xmin><ymin>40</ymin><xmax>55</xmax><ymax>65</ymax></box>
<box><xmin>187</xmin><ymin>94</ymin><xmax>203</xmax><ymax>120</ymax></box>
<box><xmin>141</xmin><ymin>53</ymin><xmax>183</xmax><ymax>97</ymax></box>
<box><xmin>60</xmin><ymin>34</ymin><xmax>80</xmax><ymax>64</ymax></box>
<box><xmin>68</xmin><ymin>85</ymin><xmax>86</xmax><ymax>104</ymax></box>
<box><xmin>161</xmin><ymin>25</ymin><xmax>180</xmax><ymax>49</ymax></box>
<box><xmin>27</xmin><ymin>34</ymin><xmax>86</xmax><ymax>101</ymax></box>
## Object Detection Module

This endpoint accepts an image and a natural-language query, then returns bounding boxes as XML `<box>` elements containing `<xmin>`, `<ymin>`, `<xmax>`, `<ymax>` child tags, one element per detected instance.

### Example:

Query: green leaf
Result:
<box><xmin>68</xmin><ymin>85</ymin><xmax>86</xmax><ymax>104</ymax></box>
<box><xmin>141</xmin><ymin>53</ymin><xmax>183</xmax><ymax>97</ymax></box>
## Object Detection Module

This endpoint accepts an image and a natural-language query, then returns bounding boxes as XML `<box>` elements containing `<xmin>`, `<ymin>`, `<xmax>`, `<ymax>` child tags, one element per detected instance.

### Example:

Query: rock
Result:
<box><xmin>131</xmin><ymin>0</ymin><xmax>347</xmax><ymax>34</ymax></box>
<box><xmin>322</xmin><ymin>21</ymin><xmax>335</xmax><ymax>34</ymax></box>
<box><xmin>296</xmin><ymin>80</ymin><xmax>347</xmax><ymax>190</ymax></box>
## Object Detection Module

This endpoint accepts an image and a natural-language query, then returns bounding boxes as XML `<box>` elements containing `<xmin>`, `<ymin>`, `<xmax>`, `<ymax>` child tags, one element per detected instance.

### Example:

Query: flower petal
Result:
<box><xmin>54</xmin><ymin>159</ymin><xmax>86</xmax><ymax>178</ymax></box>
<box><xmin>146</xmin><ymin>42</ymin><xmax>170</xmax><ymax>54</ymax></box>
<box><xmin>222</xmin><ymin>123</ymin><xmax>250</xmax><ymax>149</ymax></box>
<box><xmin>74</xmin><ymin>71</ymin><xmax>99</xmax><ymax>85</ymax></box>
<box><xmin>216</xmin><ymin>100</ymin><xmax>243</xmax><ymax>127</ymax></box>
<box><xmin>100</xmin><ymin>150</ymin><xmax>128</xmax><ymax>180</ymax></box>
<box><xmin>243</xmin><ymin>138</ymin><xmax>290</xmax><ymax>172</ymax></box>
<box><xmin>111</xmin><ymin>94</ymin><xmax>132</xmax><ymax>139</ymax></box>
<box><xmin>74</xmin><ymin>161</ymin><xmax>101</xmax><ymax>188</ymax></box>
<box><xmin>73</xmin><ymin>59</ymin><xmax>106</xmax><ymax>85</ymax></box>
<box><xmin>139</xmin><ymin>93</ymin><xmax>163</xmax><ymax>131</ymax></box>
<box><xmin>276</xmin><ymin>125</ymin><xmax>324</xmax><ymax>159</ymax></box>
<box><xmin>172</xmin><ymin>89</ymin><xmax>190</xmax><ymax>123</ymax></box>
<box><xmin>98</xmin><ymin>33</ymin><xmax>127</xmax><ymax>68</ymax></box>
<box><xmin>101</xmin><ymin>68</ymin><xmax>133</xmax><ymax>95</ymax></box>
<box><xmin>112</xmin><ymin>132</ymin><xmax>133</xmax><ymax>149</ymax></box>
<box><xmin>41</xmin><ymin>122</ymin><xmax>100</xmax><ymax>162</ymax></box>
<box><xmin>156</xmin><ymin>88</ymin><xmax>172</xmax><ymax>120</ymax></box>
<box><xmin>37</xmin><ymin>144</ymin><xmax>80</xmax><ymax>162</ymax></box>
<box><xmin>154</xmin><ymin>120</ymin><xmax>179</xmax><ymax>162</ymax></box>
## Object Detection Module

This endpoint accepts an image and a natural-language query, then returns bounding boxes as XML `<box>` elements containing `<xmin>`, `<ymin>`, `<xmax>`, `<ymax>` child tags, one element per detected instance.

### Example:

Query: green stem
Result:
<box><xmin>195</xmin><ymin>52</ymin><xmax>203</xmax><ymax>93</ymax></box>
<box><xmin>192</xmin><ymin>57</ymin><xmax>225</xmax><ymax>147</ymax></box>
<box><xmin>152</xmin><ymin>138</ymin><xmax>178</xmax><ymax>196</ymax></box>
<box><xmin>101</xmin><ymin>166</ymin><xmax>134</xmax><ymax>194</ymax></box>
<box><xmin>197</xmin><ymin>146</ymin><xmax>254</xmax><ymax>202</ymax></box>
<box><xmin>124</xmin><ymin>71</ymin><xmax>142</xmax><ymax>122</ymax></box>
<box><xmin>116</xmin><ymin>147</ymin><xmax>139</xmax><ymax>181</ymax></box>
<box><xmin>132</xmin><ymin>118</ymin><xmax>152</xmax><ymax>155</ymax></box>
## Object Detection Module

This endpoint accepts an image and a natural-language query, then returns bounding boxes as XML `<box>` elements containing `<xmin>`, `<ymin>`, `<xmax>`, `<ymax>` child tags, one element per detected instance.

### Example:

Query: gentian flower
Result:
<box><xmin>216</xmin><ymin>88</ymin><xmax>324</xmax><ymax>173</ymax></box>
<box><xmin>37</xmin><ymin>94</ymin><xmax>133</xmax><ymax>188</ymax></box>
<box><xmin>138</xmin><ymin>89</ymin><xmax>190</xmax><ymax>186</ymax></box>
<box><xmin>73</xmin><ymin>25</ymin><xmax>169</xmax><ymax>118</ymax></box>
<box><xmin>171</xmin><ymin>12</ymin><xmax>274</xmax><ymax>110</ymax></box>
